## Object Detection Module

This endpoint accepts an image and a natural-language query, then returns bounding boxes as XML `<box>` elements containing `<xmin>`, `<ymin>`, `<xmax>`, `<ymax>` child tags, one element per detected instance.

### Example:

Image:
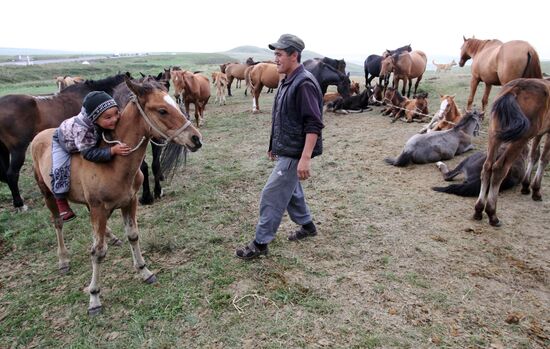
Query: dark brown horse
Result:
<box><xmin>474</xmin><ymin>78</ymin><xmax>550</xmax><ymax>226</ymax></box>
<box><xmin>0</xmin><ymin>73</ymin><xmax>129</xmax><ymax>210</ymax></box>
<box><xmin>459</xmin><ymin>36</ymin><xmax>542</xmax><ymax>113</ymax></box>
<box><xmin>31</xmin><ymin>77</ymin><xmax>202</xmax><ymax>315</ymax></box>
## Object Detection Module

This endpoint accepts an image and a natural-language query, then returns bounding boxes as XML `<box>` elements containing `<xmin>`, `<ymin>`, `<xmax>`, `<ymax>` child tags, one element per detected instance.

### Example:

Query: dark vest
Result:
<box><xmin>271</xmin><ymin>66</ymin><xmax>323</xmax><ymax>158</ymax></box>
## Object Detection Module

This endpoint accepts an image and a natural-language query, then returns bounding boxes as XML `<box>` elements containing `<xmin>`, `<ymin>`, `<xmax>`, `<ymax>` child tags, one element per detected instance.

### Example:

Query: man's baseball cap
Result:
<box><xmin>268</xmin><ymin>34</ymin><xmax>305</xmax><ymax>52</ymax></box>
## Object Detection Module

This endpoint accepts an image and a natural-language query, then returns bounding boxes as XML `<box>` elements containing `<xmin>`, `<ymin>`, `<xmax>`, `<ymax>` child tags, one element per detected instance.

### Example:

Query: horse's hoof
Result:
<box><xmin>109</xmin><ymin>237</ymin><xmax>123</xmax><ymax>247</ymax></box>
<box><xmin>489</xmin><ymin>218</ymin><xmax>501</xmax><ymax>227</ymax></box>
<box><xmin>88</xmin><ymin>306</ymin><xmax>102</xmax><ymax>316</ymax></box>
<box><xmin>139</xmin><ymin>196</ymin><xmax>154</xmax><ymax>205</ymax></box>
<box><xmin>532</xmin><ymin>194</ymin><xmax>542</xmax><ymax>201</ymax></box>
<box><xmin>59</xmin><ymin>265</ymin><xmax>70</xmax><ymax>274</ymax></box>
<box><xmin>15</xmin><ymin>205</ymin><xmax>28</xmax><ymax>213</ymax></box>
<box><xmin>145</xmin><ymin>274</ymin><xmax>157</xmax><ymax>284</ymax></box>
<box><xmin>473</xmin><ymin>212</ymin><xmax>483</xmax><ymax>221</ymax></box>
<box><xmin>521</xmin><ymin>187</ymin><xmax>530</xmax><ymax>195</ymax></box>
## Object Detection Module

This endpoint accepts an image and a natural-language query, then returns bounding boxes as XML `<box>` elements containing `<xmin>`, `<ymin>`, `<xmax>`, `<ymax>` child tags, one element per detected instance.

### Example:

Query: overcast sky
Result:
<box><xmin>2</xmin><ymin>0</ymin><xmax>548</xmax><ymax>63</ymax></box>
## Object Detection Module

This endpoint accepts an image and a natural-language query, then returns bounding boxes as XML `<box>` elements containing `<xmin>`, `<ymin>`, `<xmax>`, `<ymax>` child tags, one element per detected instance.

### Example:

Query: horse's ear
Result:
<box><xmin>347</xmin><ymin>72</ymin><xmax>350</xmax><ymax>77</ymax></box>
<box><xmin>125</xmin><ymin>76</ymin><xmax>144</xmax><ymax>96</ymax></box>
<box><xmin>463</xmin><ymin>35</ymin><xmax>467</xmax><ymax>42</ymax></box>
<box><xmin>451</xmin><ymin>94</ymin><xmax>456</xmax><ymax>99</ymax></box>
<box><xmin>140</xmin><ymin>72</ymin><xmax>146</xmax><ymax>78</ymax></box>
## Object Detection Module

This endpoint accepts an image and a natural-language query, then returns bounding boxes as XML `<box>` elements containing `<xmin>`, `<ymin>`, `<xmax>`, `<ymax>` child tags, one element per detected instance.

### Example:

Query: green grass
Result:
<box><xmin>1</xmin><ymin>54</ymin><xmax>549</xmax><ymax>349</ymax></box>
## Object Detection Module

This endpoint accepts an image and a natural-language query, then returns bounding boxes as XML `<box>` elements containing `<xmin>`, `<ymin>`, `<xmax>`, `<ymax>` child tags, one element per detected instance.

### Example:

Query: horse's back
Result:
<box><xmin>497</xmin><ymin>41</ymin><xmax>542</xmax><ymax>83</ymax></box>
<box><xmin>0</xmin><ymin>94</ymin><xmax>40</xmax><ymax>148</ymax></box>
<box><xmin>252</xmin><ymin>63</ymin><xmax>280</xmax><ymax>88</ymax></box>
<box><xmin>409</xmin><ymin>51</ymin><xmax>427</xmax><ymax>77</ymax></box>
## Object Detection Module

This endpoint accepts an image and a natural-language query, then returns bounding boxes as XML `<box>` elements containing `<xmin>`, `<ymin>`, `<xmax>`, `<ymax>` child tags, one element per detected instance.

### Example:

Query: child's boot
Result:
<box><xmin>55</xmin><ymin>198</ymin><xmax>76</xmax><ymax>222</ymax></box>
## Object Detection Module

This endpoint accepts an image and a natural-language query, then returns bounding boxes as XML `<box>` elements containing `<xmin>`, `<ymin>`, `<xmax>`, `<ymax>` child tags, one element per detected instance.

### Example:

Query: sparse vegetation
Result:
<box><xmin>0</xmin><ymin>54</ymin><xmax>549</xmax><ymax>348</ymax></box>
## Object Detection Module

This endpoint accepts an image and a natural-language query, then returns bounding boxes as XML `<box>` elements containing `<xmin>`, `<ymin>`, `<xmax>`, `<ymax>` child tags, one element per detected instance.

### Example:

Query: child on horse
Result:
<box><xmin>51</xmin><ymin>91</ymin><xmax>131</xmax><ymax>221</ymax></box>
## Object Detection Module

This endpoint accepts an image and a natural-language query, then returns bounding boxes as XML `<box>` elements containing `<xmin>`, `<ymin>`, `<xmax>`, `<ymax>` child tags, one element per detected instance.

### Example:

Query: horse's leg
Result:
<box><xmin>227</xmin><ymin>76</ymin><xmax>234</xmax><ymax>97</ymax></box>
<box><xmin>194</xmin><ymin>103</ymin><xmax>201</xmax><ymax>127</ymax></box>
<box><xmin>439</xmin><ymin>157</ymin><xmax>468</xmax><ymax>181</ymax></box>
<box><xmin>484</xmin><ymin>143</ymin><xmax>527</xmax><ymax>226</ymax></box>
<box><xmin>521</xmin><ymin>135</ymin><xmax>542</xmax><ymax>195</ymax></box>
<box><xmin>151</xmin><ymin>143</ymin><xmax>163</xmax><ymax>200</ymax></box>
<box><xmin>481</xmin><ymin>84</ymin><xmax>493</xmax><ymax>115</ymax></box>
<box><xmin>139</xmin><ymin>160</ymin><xmax>154</xmax><ymax>205</ymax></box>
<box><xmin>121</xmin><ymin>198</ymin><xmax>156</xmax><ymax>284</ymax></box>
<box><xmin>7</xmin><ymin>148</ymin><xmax>28</xmax><ymax>210</ymax></box>
<box><xmin>529</xmin><ymin>135</ymin><xmax>550</xmax><ymax>201</ymax></box>
<box><xmin>413</xmin><ymin>76</ymin><xmax>422</xmax><ymax>97</ymax></box>
<box><xmin>49</xmin><ymin>196</ymin><xmax>69</xmax><ymax>272</ymax></box>
<box><xmin>105</xmin><ymin>226</ymin><xmax>123</xmax><ymax>246</ymax></box>
<box><xmin>466</xmin><ymin>78</ymin><xmax>480</xmax><ymax>111</ymax></box>
<box><xmin>474</xmin><ymin>137</ymin><xmax>501</xmax><ymax>220</ymax></box>
<box><xmin>87</xmin><ymin>207</ymin><xmax>110</xmax><ymax>315</ymax></box>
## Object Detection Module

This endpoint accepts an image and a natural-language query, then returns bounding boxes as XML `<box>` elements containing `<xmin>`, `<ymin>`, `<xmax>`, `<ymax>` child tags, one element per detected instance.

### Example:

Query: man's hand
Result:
<box><xmin>297</xmin><ymin>155</ymin><xmax>312</xmax><ymax>180</ymax></box>
<box><xmin>267</xmin><ymin>151</ymin><xmax>276</xmax><ymax>161</ymax></box>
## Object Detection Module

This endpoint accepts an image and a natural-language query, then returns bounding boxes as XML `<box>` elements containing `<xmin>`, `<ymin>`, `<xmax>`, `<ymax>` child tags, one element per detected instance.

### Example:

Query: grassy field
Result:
<box><xmin>0</xmin><ymin>55</ymin><xmax>549</xmax><ymax>348</ymax></box>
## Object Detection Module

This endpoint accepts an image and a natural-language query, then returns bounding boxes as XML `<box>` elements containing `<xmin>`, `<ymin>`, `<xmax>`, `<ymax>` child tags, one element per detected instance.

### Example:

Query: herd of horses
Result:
<box><xmin>0</xmin><ymin>35</ymin><xmax>549</xmax><ymax>313</ymax></box>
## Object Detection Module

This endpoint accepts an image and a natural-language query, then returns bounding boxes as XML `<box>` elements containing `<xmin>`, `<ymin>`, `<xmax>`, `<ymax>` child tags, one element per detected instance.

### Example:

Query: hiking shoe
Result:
<box><xmin>288</xmin><ymin>227</ymin><xmax>317</xmax><ymax>241</ymax></box>
<box><xmin>235</xmin><ymin>241</ymin><xmax>268</xmax><ymax>260</ymax></box>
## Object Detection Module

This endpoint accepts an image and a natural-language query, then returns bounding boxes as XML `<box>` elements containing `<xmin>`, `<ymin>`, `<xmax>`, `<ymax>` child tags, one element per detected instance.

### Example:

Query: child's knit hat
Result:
<box><xmin>82</xmin><ymin>91</ymin><xmax>118</xmax><ymax>122</ymax></box>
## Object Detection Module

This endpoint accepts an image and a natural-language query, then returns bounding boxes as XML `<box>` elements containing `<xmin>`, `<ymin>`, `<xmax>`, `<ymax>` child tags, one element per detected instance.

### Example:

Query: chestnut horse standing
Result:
<box><xmin>459</xmin><ymin>36</ymin><xmax>542</xmax><ymax>113</ymax></box>
<box><xmin>380</xmin><ymin>50</ymin><xmax>427</xmax><ymax>98</ymax></box>
<box><xmin>249</xmin><ymin>63</ymin><xmax>282</xmax><ymax>113</ymax></box>
<box><xmin>172</xmin><ymin>70</ymin><xmax>211</xmax><ymax>126</ymax></box>
<box><xmin>31</xmin><ymin>78</ymin><xmax>203</xmax><ymax>315</ymax></box>
<box><xmin>474</xmin><ymin>78</ymin><xmax>550</xmax><ymax>226</ymax></box>
<box><xmin>0</xmin><ymin>73</ymin><xmax>128</xmax><ymax>210</ymax></box>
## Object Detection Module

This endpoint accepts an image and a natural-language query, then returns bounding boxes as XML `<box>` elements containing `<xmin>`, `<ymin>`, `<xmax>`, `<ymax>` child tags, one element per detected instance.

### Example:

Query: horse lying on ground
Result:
<box><xmin>419</xmin><ymin>94</ymin><xmax>462</xmax><ymax>133</ymax></box>
<box><xmin>432</xmin><ymin>145</ymin><xmax>527</xmax><ymax>196</ymax></box>
<box><xmin>381</xmin><ymin>87</ymin><xmax>429</xmax><ymax>122</ymax></box>
<box><xmin>474</xmin><ymin>78</ymin><xmax>550</xmax><ymax>226</ymax></box>
<box><xmin>326</xmin><ymin>87</ymin><xmax>373</xmax><ymax>114</ymax></box>
<box><xmin>31</xmin><ymin>77</ymin><xmax>203</xmax><ymax>315</ymax></box>
<box><xmin>385</xmin><ymin>110</ymin><xmax>481</xmax><ymax>167</ymax></box>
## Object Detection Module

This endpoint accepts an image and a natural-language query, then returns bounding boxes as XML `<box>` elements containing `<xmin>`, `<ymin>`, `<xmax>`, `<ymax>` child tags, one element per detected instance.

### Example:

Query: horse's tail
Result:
<box><xmin>0</xmin><ymin>140</ymin><xmax>8</xmax><ymax>182</ymax></box>
<box><xmin>492</xmin><ymin>92</ymin><xmax>530</xmax><ymax>142</ymax></box>
<box><xmin>432</xmin><ymin>179</ymin><xmax>481</xmax><ymax>197</ymax></box>
<box><xmin>384</xmin><ymin>152</ymin><xmax>412</xmax><ymax>167</ymax></box>
<box><xmin>521</xmin><ymin>50</ymin><xmax>543</xmax><ymax>79</ymax></box>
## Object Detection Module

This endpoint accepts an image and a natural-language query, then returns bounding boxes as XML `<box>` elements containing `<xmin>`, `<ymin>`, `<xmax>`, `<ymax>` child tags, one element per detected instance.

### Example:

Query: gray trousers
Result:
<box><xmin>51</xmin><ymin>131</ymin><xmax>71</xmax><ymax>197</ymax></box>
<box><xmin>255</xmin><ymin>156</ymin><xmax>313</xmax><ymax>244</ymax></box>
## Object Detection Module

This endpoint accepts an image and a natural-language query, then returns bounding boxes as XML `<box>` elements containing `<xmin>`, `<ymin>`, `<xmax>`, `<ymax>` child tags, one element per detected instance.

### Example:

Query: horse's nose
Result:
<box><xmin>192</xmin><ymin>135</ymin><xmax>202</xmax><ymax>149</ymax></box>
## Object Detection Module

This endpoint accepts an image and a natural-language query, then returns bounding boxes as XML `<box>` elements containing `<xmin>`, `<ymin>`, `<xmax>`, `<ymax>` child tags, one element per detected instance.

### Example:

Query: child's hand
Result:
<box><xmin>111</xmin><ymin>143</ymin><xmax>131</xmax><ymax>156</ymax></box>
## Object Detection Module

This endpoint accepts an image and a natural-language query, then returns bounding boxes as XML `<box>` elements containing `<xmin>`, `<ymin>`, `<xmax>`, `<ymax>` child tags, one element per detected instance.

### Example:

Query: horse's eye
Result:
<box><xmin>158</xmin><ymin>109</ymin><xmax>168</xmax><ymax>115</ymax></box>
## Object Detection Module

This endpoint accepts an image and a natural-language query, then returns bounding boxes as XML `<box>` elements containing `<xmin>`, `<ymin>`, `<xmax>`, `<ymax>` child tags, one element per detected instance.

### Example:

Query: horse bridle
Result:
<box><xmin>102</xmin><ymin>94</ymin><xmax>192</xmax><ymax>152</ymax></box>
<box><xmin>130</xmin><ymin>94</ymin><xmax>192</xmax><ymax>144</ymax></box>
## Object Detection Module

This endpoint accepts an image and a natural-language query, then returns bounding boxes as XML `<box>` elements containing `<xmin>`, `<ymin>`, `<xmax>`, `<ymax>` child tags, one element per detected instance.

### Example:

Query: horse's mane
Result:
<box><xmin>454</xmin><ymin>110</ymin><xmax>479</xmax><ymax>128</ymax></box>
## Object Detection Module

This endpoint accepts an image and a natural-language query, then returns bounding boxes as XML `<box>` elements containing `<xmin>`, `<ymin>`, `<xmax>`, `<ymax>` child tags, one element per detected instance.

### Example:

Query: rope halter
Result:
<box><xmin>102</xmin><ymin>94</ymin><xmax>192</xmax><ymax>151</ymax></box>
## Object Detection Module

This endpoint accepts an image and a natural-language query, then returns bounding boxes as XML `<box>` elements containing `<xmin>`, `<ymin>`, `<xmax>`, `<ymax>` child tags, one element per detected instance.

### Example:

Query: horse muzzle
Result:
<box><xmin>187</xmin><ymin>135</ymin><xmax>202</xmax><ymax>152</ymax></box>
